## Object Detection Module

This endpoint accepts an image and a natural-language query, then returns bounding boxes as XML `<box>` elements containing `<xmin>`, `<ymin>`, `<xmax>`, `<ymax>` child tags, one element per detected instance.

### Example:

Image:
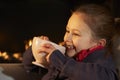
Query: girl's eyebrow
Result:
<box><xmin>73</xmin><ymin>30</ymin><xmax>81</xmax><ymax>35</ymax></box>
<box><xmin>72</xmin><ymin>28</ymin><xmax>81</xmax><ymax>33</ymax></box>
<box><xmin>66</xmin><ymin>26</ymin><xmax>81</xmax><ymax>33</ymax></box>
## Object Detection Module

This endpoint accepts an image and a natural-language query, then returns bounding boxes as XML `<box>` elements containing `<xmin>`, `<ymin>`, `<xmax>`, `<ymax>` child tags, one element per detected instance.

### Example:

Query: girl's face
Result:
<box><xmin>64</xmin><ymin>13</ymin><xmax>98</xmax><ymax>57</ymax></box>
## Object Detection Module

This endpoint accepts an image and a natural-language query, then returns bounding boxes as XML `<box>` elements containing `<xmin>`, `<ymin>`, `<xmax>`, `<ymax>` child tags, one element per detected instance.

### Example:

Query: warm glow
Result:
<box><xmin>0</xmin><ymin>51</ymin><xmax>2</xmax><ymax>57</ymax></box>
<box><xmin>4</xmin><ymin>55</ymin><xmax>9</xmax><ymax>60</ymax></box>
<box><xmin>13</xmin><ymin>53</ymin><xmax>20</xmax><ymax>59</ymax></box>
<box><xmin>0</xmin><ymin>51</ymin><xmax>10</xmax><ymax>60</ymax></box>
<box><xmin>29</xmin><ymin>40</ymin><xmax>32</xmax><ymax>46</ymax></box>
<box><xmin>2</xmin><ymin>52</ymin><xmax>7</xmax><ymax>56</ymax></box>
<box><xmin>25</xmin><ymin>39</ymin><xmax>33</xmax><ymax>50</ymax></box>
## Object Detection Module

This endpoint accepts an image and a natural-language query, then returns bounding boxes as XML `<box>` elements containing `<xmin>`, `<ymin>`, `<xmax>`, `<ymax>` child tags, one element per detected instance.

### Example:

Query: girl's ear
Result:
<box><xmin>97</xmin><ymin>39</ymin><xmax>106</xmax><ymax>46</ymax></box>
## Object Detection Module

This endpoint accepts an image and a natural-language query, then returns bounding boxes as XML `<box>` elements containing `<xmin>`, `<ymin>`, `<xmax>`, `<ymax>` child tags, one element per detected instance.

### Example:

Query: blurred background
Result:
<box><xmin>0</xmin><ymin>0</ymin><xmax>120</xmax><ymax>63</ymax></box>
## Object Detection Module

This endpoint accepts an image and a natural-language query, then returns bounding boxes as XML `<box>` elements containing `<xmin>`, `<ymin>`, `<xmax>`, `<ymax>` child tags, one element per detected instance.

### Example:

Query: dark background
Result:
<box><xmin>0</xmin><ymin>0</ymin><xmax>120</xmax><ymax>53</ymax></box>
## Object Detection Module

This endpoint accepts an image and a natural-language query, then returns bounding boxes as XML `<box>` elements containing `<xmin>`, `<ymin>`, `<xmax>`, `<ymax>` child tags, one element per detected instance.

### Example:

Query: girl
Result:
<box><xmin>38</xmin><ymin>4</ymin><xmax>118</xmax><ymax>80</ymax></box>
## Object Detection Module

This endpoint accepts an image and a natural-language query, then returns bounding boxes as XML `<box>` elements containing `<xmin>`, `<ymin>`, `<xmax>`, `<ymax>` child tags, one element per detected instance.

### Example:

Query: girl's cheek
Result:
<box><xmin>73</xmin><ymin>41</ymin><xmax>81</xmax><ymax>53</ymax></box>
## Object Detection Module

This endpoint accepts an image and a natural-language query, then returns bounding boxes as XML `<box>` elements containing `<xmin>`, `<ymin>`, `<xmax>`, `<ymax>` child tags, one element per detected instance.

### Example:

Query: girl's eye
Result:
<box><xmin>72</xmin><ymin>33</ymin><xmax>80</xmax><ymax>36</ymax></box>
<box><xmin>66</xmin><ymin>30</ymin><xmax>70</xmax><ymax>33</ymax></box>
<box><xmin>65</xmin><ymin>29</ymin><xmax>80</xmax><ymax>36</ymax></box>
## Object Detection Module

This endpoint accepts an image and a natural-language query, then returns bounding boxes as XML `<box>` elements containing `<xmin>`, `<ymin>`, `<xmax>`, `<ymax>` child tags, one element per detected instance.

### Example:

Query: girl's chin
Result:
<box><xmin>66</xmin><ymin>50</ymin><xmax>76</xmax><ymax>57</ymax></box>
<box><xmin>67</xmin><ymin>53</ymin><xmax>76</xmax><ymax>57</ymax></box>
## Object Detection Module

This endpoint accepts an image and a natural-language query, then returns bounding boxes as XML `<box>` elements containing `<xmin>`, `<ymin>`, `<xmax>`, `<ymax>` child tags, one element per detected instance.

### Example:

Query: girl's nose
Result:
<box><xmin>64</xmin><ymin>33</ymin><xmax>72</xmax><ymax>42</ymax></box>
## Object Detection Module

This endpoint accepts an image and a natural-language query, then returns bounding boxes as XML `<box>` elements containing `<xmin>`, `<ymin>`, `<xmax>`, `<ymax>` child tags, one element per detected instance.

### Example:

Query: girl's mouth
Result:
<box><xmin>66</xmin><ymin>45</ymin><xmax>74</xmax><ymax>49</ymax></box>
<box><xmin>59</xmin><ymin>41</ymin><xmax>75</xmax><ymax>50</ymax></box>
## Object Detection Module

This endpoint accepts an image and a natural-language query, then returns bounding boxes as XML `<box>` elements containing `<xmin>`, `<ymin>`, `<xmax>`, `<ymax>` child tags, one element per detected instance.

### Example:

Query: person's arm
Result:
<box><xmin>42</xmin><ymin>50</ymin><xmax>118</xmax><ymax>80</ymax></box>
<box><xmin>22</xmin><ymin>46</ymin><xmax>39</xmax><ymax>72</ymax></box>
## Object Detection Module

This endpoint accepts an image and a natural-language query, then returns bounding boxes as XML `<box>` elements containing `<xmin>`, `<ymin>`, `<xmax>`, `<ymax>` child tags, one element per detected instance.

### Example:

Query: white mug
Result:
<box><xmin>32</xmin><ymin>37</ymin><xmax>66</xmax><ymax>66</ymax></box>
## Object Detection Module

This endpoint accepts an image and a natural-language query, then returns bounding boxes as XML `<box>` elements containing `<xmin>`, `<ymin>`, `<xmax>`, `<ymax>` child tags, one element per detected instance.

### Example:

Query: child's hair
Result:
<box><xmin>72</xmin><ymin>4</ymin><xmax>115</xmax><ymax>54</ymax></box>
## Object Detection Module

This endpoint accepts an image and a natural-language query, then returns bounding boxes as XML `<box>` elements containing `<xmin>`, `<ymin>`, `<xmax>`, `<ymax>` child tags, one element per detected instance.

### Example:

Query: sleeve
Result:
<box><xmin>42</xmin><ymin>50</ymin><xmax>118</xmax><ymax>80</ymax></box>
<box><xmin>22</xmin><ymin>46</ymin><xmax>39</xmax><ymax>72</ymax></box>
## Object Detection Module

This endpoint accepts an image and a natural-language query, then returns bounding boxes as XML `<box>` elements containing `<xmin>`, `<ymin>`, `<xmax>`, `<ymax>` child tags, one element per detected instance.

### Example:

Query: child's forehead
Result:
<box><xmin>68</xmin><ymin>14</ymin><xmax>84</xmax><ymax>25</ymax></box>
<box><xmin>67</xmin><ymin>14</ymin><xmax>90</xmax><ymax>29</ymax></box>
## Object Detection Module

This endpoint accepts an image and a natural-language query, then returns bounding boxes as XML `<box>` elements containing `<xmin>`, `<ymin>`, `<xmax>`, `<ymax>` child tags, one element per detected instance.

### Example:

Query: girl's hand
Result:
<box><xmin>39</xmin><ymin>35</ymin><xmax>49</xmax><ymax>41</ymax></box>
<box><xmin>38</xmin><ymin>39</ymin><xmax>56</xmax><ymax>63</ymax></box>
